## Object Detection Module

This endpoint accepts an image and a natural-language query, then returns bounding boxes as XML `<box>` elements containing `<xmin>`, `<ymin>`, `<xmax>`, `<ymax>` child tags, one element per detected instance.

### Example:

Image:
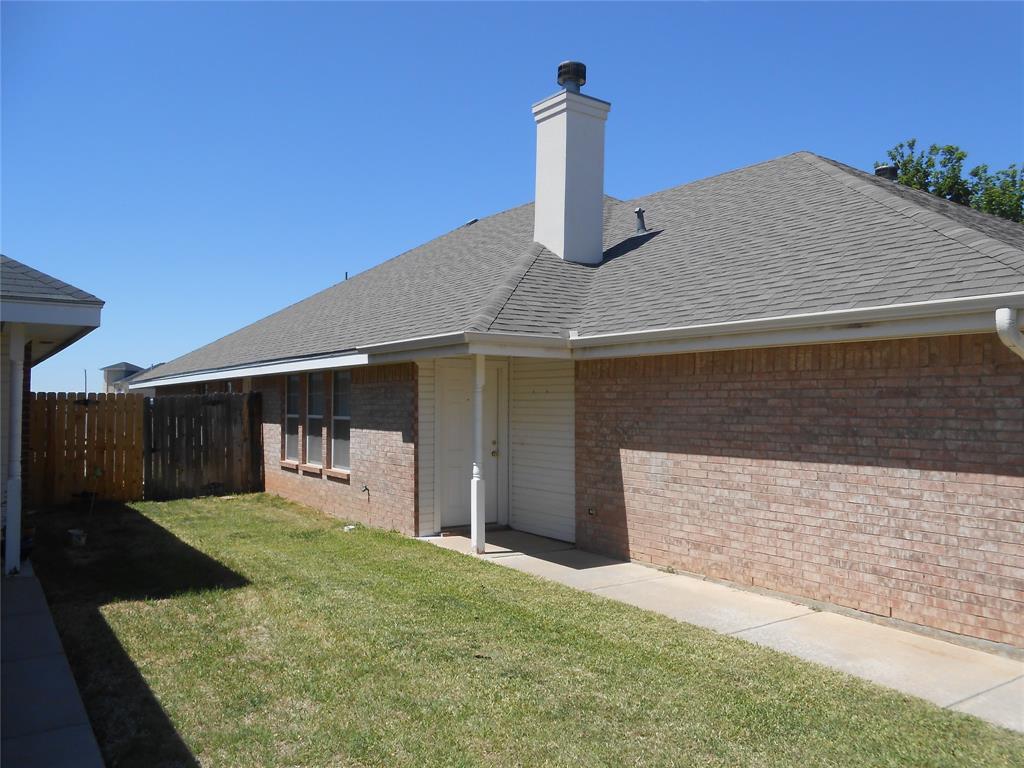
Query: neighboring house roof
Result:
<box><xmin>1</xmin><ymin>255</ymin><xmax>104</xmax><ymax>306</ymax></box>
<box><xmin>102</xmin><ymin>361</ymin><xmax>144</xmax><ymax>372</ymax></box>
<box><xmin>134</xmin><ymin>151</ymin><xmax>1024</xmax><ymax>383</ymax></box>
<box><xmin>118</xmin><ymin>365</ymin><xmax>160</xmax><ymax>384</ymax></box>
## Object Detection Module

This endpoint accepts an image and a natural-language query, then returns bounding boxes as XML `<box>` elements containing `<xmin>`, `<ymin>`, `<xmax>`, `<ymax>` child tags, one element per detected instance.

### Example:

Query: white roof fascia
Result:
<box><xmin>132</xmin><ymin>352</ymin><xmax>370</xmax><ymax>389</ymax></box>
<box><xmin>572</xmin><ymin>311</ymin><xmax>1007</xmax><ymax>360</ymax></box>
<box><xmin>1</xmin><ymin>299</ymin><xmax>102</xmax><ymax>328</ymax></box>
<box><xmin>571</xmin><ymin>292</ymin><xmax>1024</xmax><ymax>352</ymax></box>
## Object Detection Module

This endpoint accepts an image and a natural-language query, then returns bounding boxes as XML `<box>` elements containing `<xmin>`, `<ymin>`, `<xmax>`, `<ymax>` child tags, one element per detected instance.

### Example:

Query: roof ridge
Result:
<box><xmin>467</xmin><ymin>242</ymin><xmax>546</xmax><ymax>332</ymax></box>
<box><xmin>795</xmin><ymin>152</ymin><xmax>1024</xmax><ymax>277</ymax></box>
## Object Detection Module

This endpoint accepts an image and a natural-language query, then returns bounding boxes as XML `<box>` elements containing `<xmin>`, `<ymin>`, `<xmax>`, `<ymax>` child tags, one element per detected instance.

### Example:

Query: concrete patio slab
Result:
<box><xmin>594</xmin><ymin>572</ymin><xmax>813</xmax><ymax>634</ymax></box>
<box><xmin>735</xmin><ymin>610</ymin><xmax>1024</xmax><ymax>711</ymax></box>
<box><xmin>1</xmin><ymin>568</ymin><xmax>104</xmax><ymax>767</ymax></box>
<box><xmin>951</xmin><ymin>675</ymin><xmax>1024</xmax><ymax>733</ymax></box>
<box><xmin>0</xmin><ymin>725</ymin><xmax>105</xmax><ymax>768</ymax></box>
<box><xmin>0</xmin><ymin>576</ymin><xmax>47</xmax><ymax>618</ymax></box>
<box><xmin>429</xmin><ymin>530</ymin><xmax>1024</xmax><ymax>732</ymax></box>
<box><xmin>1</xmin><ymin>655</ymin><xmax>92</xmax><ymax>740</ymax></box>
<box><xmin>497</xmin><ymin>549</ymin><xmax>667</xmax><ymax>591</ymax></box>
<box><xmin>0</xmin><ymin>610</ymin><xmax>64</xmax><ymax>662</ymax></box>
<box><xmin>427</xmin><ymin>529</ymin><xmax>574</xmax><ymax>558</ymax></box>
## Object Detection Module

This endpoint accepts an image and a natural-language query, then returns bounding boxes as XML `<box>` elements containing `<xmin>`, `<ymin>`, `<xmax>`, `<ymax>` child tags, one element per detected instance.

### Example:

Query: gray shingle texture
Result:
<box><xmin>136</xmin><ymin>151</ymin><xmax>1024</xmax><ymax>382</ymax></box>
<box><xmin>1</xmin><ymin>255</ymin><xmax>103</xmax><ymax>305</ymax></box>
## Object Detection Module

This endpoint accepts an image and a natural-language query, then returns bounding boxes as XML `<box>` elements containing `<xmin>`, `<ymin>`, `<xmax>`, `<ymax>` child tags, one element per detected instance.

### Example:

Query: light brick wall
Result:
<box><xmin>576</xmin><ymin>334</ymin><xmax>1024</xmax><ymax>647</ymax></box>
<box><xmin>255</xmin><ymin>364</ymin><xmax>418</xmax><ymax>535</ymax></box>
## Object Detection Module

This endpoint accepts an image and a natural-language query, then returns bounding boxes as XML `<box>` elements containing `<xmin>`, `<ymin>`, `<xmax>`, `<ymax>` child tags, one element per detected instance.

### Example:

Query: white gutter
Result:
<box><xmin>357</xmin><ymin>330</ymin><xmax>568</xmax><ymax>354</ymax></box>
<box><xmin>572</xmin><ymin>292</ymin><xmax>1024</xmax><ymax>347</ymax></box>
<box><xmin>995</xmin><ymin>307</ymin><xmax>1024</xmax><ymax>361</ymax></box>
<box><xmin>571</xmin><ymin>292</ymin><xmax>1024</xmax><ymax>359</ymax></box>
<box><xmin>131</xmin><ymin>352</ymin><xmax>369</xmax><ymax>389</ymax></box>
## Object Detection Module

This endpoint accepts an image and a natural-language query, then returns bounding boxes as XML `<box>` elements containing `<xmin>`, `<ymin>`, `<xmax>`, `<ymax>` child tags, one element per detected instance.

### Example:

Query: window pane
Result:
<box><xmin>333</xmin><ymin>371</ymin><xmax>351</xmax><ymax>418</ymax></box>
<box><xmin>307</xmin><ymin>416</ymin><xmax>323</xmax><ymax>465</ymax></box>
<box><xmin>286</xmin><ymin>374</ymin><xmax>300</xmax><ymax>415</ymax></box>
<box><xmin>285</xmin><ymin>416</ymin><xmax>299</xmax><ymax>460</ymax></box>
<box><xmin>308</xmin><ymin>374</ymin><xmax>324</xmax><ymax>417</ymax></box>
<box><xmin>332</xmin><ymin>419</ymin><xmax>350</xmax><ymax>470</ymax></box>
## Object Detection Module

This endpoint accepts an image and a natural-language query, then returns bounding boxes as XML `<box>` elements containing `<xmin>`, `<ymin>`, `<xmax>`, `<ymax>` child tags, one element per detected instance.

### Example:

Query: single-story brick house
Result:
<box><xmin>133</xmin><ymin>63</ymin><xmax>1024</xmax><ymax>649</ymax></box>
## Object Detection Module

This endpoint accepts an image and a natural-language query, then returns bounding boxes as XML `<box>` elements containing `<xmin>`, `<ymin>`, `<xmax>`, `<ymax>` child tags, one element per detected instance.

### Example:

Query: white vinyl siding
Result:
<box><xmin>417</xmin><ymin>359</ymin><xmax>436</xmax><ymax>535</ymax></box>
<box><xmin>509</xmin><ymin>358</ymin><xmax>575</xmax><ymax>542</ymax></box>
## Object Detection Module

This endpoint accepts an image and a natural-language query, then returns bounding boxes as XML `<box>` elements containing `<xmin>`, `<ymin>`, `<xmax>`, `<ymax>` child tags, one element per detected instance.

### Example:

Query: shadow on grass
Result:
<box><xmin>30</xmin><ymin>502</ymin><xmax>249</xmax><ymax>768</ymax></box>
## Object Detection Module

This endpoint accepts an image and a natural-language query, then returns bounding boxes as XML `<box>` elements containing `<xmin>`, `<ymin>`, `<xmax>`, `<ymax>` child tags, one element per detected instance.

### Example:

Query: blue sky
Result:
<box><xmin>4</xmin><ymin>1</ymin><xmax>1022</xmax><ymax>391</ymax></box>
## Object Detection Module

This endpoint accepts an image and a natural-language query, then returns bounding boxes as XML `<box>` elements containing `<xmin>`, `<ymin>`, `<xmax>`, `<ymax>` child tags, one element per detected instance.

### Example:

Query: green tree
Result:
<box><xmin>876</xmin><ymin>139</ymin><xmax>1022</xmax><ymax>222</ymax></box>
<box><xmin>969</xmin><ymin>163</ymin><xmax>1023</xmax><ymax>222</ymax></box>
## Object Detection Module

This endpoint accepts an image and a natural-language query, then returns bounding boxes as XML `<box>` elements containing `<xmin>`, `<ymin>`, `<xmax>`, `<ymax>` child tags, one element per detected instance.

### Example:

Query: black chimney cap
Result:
<box><xmin>874</xmin><ymin>164</ymin><xmax>898</xmax><ymax>181</ymax></box>
<box><xmin>557</xmin><ymin>61</ymin><xmax>587</xmax><ymax>90</ymax></box>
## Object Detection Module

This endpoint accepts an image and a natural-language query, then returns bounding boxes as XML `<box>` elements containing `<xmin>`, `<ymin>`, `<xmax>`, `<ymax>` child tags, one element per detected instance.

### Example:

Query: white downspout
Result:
<box><xmin>995</xmin><ymin>307</ymin><xmax>1024</xmax><ymax>361</ymax></box>
<box><xmin>470</xmin><ymin>354</ymin><xmax>486</xmax><ymax>554</ymax></box>
<box><xmin>5</xmin><ymin>324</ymin><xmax>25</xmax><ymax>576</ymax></box>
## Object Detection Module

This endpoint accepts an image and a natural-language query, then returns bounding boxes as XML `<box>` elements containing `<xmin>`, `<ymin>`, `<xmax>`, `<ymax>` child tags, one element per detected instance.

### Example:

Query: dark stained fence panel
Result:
<box><xmin>144</xmin><ymin>393</ymin><xmax>262</xmax><ymax>500</ymax></box>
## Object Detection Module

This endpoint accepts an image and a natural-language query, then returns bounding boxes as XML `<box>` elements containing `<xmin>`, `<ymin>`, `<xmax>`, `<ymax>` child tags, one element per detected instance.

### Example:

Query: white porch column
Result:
<box><xmin>5</xmin><ymin>324</ymin><xmax>25</xmax><ymax>576</ymax></box>
<box><xmin>470</xmin><ymin>354</ymin><xmax>486</xmax><ymax>554</ymax></box>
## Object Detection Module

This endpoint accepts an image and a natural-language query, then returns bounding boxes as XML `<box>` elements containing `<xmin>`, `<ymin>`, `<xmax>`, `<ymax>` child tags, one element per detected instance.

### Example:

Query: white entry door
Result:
<box><xmin>437</xmin><ymin>359</ymin><xmax>507</xmax><ymax>528</ymax></box>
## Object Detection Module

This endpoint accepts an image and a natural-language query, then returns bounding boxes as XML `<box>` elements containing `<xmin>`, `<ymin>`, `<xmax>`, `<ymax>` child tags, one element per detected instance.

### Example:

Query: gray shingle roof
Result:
<box><xmin>1</xmin><ymin>255</ymin><xmax>104</xmax><ymax>305</ymax></box>
<box><xmin>135</xmin><ymin>151</ymin><xmax>1024</xmax><ymax>382</ymax></box>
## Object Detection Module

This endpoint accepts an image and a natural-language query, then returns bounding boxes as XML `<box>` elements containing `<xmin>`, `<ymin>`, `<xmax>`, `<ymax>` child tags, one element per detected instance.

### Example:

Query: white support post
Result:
<box><xmin>5</xmin><ymin>324</ymin><xmax>25</xmax><ymax>576</ymax></box>
<box><xmin>470</xmin><ymin>354</ymin><xmax>486</xmax><ymax>554</ymax></box>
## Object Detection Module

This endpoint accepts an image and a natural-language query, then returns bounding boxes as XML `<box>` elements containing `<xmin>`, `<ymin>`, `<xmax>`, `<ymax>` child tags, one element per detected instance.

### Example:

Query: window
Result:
<box><xmin>307</xmin><ymin>374</ymin><xmax>324</xmax><ymax>466</ymax></box>
<box><xmin>332</xmin><ymin>370</ymin><xmax>351</xmax><ymax>470</ymax></box>
<box><xmin>285</xmin><ymin>374</ymin><xmax>300</xmax><ymax>461</ymax></box>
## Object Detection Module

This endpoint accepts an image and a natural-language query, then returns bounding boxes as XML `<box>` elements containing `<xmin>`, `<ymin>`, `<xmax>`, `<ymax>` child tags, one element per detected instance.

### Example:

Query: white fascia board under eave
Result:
<box><xmin>571</xmin><ymin>292</ymin><xmax>1024</xmax><ymax>360</ymax></box>
<box><xmin>358</xmin><ymin>331</ymin><xmax>571</xmax><ymax>361</ymax></box>
<box><xmin>131</xmin><ymin>352</ymin><xmax>370</xmax><ymax>389</ymax></box>
<box><xmin>0</xmin><ymin>299</ymin><xmax>102</xmax><ymax>328</ymax></box>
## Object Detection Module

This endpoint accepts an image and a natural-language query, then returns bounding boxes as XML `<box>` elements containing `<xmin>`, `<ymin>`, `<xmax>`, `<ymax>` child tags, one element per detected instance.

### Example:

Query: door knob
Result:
<box><xmin>490</xmin><ymin>450</ymin><xmax>498</xmax><ymax>457</ymax></box>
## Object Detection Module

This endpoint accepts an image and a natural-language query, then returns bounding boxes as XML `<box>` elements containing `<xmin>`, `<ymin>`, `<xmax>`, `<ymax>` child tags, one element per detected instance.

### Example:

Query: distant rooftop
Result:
<box><xmin>101</xmin><ymin>361</ymin><xmax>144</xmax><ymax>372</ymax></box>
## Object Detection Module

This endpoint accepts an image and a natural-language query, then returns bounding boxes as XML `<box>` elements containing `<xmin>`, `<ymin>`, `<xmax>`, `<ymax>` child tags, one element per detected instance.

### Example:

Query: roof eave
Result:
<box><xmin>571</xmin><ymin>291</ymin><xmax>1024</xmax><ymax>359</ymax></box>
<box><xmin>134</xmin><ymin>291</ymin><xmax>1024</xmax><ymax>387</ymax></box>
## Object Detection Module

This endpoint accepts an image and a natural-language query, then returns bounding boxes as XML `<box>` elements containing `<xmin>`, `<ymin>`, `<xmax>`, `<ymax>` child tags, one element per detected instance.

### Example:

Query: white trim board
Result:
<box><xmin>133</xmin><ymin>291</ymin><xmax>1024</xmax><ymax>387</ymax></box>
<box><xmin>132</xmin><ymin>353</ymin><xmax>368</xmax><ymax>389</ymax></box>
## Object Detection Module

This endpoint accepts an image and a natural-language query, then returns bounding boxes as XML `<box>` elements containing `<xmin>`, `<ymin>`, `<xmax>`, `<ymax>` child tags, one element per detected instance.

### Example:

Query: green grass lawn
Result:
<box><xmin>32</xmin><ymin>494</ymin><xmax>1023</xmax><ymax>767</ymax></box>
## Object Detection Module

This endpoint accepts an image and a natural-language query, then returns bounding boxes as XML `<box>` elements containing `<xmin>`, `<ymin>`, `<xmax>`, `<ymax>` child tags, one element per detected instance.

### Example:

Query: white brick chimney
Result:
<box><xmin>532</xmin><ymin>61</ymin><xmax>610</xmax><ymax>265</ymax></box>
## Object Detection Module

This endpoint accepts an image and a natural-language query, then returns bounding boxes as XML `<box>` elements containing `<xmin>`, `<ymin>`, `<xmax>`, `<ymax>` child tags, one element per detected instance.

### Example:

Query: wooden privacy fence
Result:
<box><xmin>144</xmin><ymin>394</ymin><xmax>263</xmax><ymax>501</ymax></box>
<box><xmin>27</xmin><ymin>392</ymin><xmax>145</xmax><ymax>506</ymax></box>
<box><xmin>25</xmin><ymin>392</ymin><xmax>263</xmax><ymax>507</ymax></box>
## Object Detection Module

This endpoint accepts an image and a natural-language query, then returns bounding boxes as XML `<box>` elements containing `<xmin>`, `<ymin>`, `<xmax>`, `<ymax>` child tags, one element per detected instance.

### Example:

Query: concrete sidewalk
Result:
<box><xmin>429</xmin><ymin>530</ymin><xmax>1023</xmax><ymax>733</ymax></box>
<box><xmin>1</xmin><ymin>561</ymin><xmax>104</xmax><ymax>768</ymax></box>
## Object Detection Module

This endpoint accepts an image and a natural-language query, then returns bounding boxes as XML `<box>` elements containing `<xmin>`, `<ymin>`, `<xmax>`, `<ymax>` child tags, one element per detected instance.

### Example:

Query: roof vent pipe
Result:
<box><xmin>635</xmin><ymin>207</ymin><xmax>647</xmax><ymax>233</ymax></box>
<box><xmin>874</xmin><ymin>164</ymin><xmax>898</xmax><ymax>181</ymax></box>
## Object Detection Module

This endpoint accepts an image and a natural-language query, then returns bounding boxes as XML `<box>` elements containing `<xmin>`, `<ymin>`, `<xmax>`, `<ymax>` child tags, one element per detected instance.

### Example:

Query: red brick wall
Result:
<box><xmin>576</xmin><ymin>334</ymin><xmax>1024</xmax><ymax>647</ymax></box>
<box><xmin>255</xmin><ymin>364</ymin><xmax>418</xmax><ymax>535</ymax></box>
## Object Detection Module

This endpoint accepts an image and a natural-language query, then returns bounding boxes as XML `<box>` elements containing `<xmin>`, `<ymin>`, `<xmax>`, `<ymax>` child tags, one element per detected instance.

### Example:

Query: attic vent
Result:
<box><xmin>874</xmin><ymin>164</ymin><xmax>898</xmax><ymax>181</ymax></box>
<box><xmin>464</xmin><ymin>218</ymin><xmax>478</xmax><ymax>227</ymax></box>
<box><xmin>635</xmin><ymin>207</ymin><xmax>647</xmax><ymax>234</ymax></box>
